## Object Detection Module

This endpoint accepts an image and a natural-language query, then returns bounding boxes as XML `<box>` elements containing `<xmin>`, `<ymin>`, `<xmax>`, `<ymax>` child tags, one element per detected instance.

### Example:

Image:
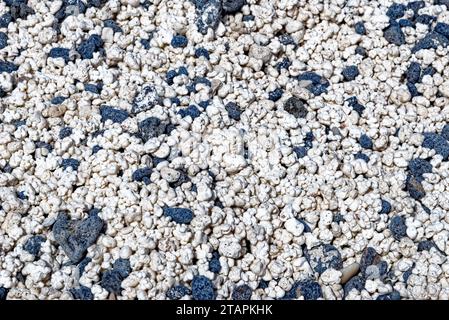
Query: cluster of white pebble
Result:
<box><xmin>1</xmin><ymin>0</ymin><xmax>449</xmax><ymax>300</ymax></box>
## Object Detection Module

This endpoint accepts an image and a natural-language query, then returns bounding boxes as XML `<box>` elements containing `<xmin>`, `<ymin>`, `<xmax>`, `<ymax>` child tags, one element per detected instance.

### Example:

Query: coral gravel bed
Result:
<box><xmin>1</xmin><ymin>0</ymin><xmax>449</xmax><ymax>301</ymax></box>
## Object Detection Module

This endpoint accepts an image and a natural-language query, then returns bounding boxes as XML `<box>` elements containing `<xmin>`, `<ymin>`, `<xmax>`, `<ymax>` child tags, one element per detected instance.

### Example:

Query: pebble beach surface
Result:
<box><xmin>1</xmin><ymin>0</ymin><xmax>449</xmax><ymax>300</ymax></box>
